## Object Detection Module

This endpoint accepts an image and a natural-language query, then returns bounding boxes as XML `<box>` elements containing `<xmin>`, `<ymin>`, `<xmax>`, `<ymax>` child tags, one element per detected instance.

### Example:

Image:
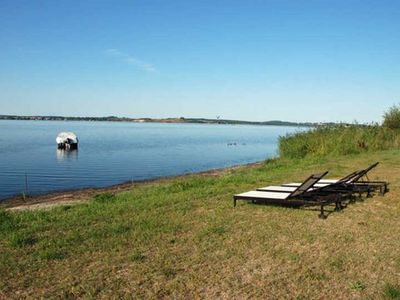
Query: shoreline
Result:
<box><xmin>0</xmin><ymin>115</ymin><xmax>316</xmax><ymax>127</ymax></box>
<box><xmin>1</xmin><ymin>161</ymin><xmax>264</xmax><ymax>210</ymax></box>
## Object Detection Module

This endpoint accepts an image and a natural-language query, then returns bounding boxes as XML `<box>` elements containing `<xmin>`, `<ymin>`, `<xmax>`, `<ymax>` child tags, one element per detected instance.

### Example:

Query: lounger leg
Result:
<box><xmin>380</xmin><ymin>185</ymin><xmax>386</xmax><ymax>196</ymax></box>
<box><xmin>334</xmin><ymin>201</ymin><xmax>342</xmax><ymax>211</ymax></box>
<box><xmin>319</xmin><ymin>205</ymin><xmax>327</xmax><ymax>219</ymax></box>
<box><xmin>234</xmin><ymin>198</ymin><xmax>237</xmax><ymax>207</ymax></box>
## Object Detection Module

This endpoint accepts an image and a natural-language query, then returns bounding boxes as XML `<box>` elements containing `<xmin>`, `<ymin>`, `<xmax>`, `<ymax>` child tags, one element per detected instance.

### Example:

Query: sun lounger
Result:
<box><xmin>347</xmin><ymin>162</ymin><xmax>387</xmax><ymax>195</ymax></box>
<box><xmin>256</xmin><ymin>185</ymin><xmax>318</xmax><ymax>192</ymax></box>
<box><xmin>233</xmin><ymin>172</ymin><xmax>343</xmax><ymax>218</ymax></box>
<box><xmin>281</xmin><ymin>162</ymin><xmax>387</xmax><ymax>196</ymax></box>
<box><xmin>316</xmin><ymin>162</ymin><xmax>387</xmax><ymax>196</ymax></box>
<box><xmin>258</xmin><ymin>170</ymin><xmax>359</xmax><ymax>193</ymax></box>
<box><xmin>282</xmin><ymin>170</ymin><xmax>360</xmax><ymax>187</ymax></box>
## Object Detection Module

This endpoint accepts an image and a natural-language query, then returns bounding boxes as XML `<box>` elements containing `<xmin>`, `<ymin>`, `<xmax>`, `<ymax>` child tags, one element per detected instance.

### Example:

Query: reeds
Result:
<box><xmin>279</xmin><ymin>125</ymin><xmax>400</xmax><ymax>159</ymax></box>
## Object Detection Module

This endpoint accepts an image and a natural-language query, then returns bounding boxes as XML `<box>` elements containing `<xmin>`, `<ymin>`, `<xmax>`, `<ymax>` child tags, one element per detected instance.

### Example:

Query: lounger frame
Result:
<box><xmin>233</xmin><ymin>172</ymin><xmax>347</xmax><ymax>218</ymax></box>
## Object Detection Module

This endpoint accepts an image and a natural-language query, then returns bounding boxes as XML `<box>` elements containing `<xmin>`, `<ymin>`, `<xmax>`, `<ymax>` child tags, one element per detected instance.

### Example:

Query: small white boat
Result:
<box><xmin>56</xmin><ymin>132</ymin><xmax>78</xmax><ymax>149</ymax></box>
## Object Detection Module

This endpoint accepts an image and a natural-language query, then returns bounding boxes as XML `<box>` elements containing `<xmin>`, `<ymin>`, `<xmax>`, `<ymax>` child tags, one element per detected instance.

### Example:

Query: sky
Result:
<box><xmin>0</xmin><ymin>0</ymin><xmax>399</xmax><ymax>123</ymax></box>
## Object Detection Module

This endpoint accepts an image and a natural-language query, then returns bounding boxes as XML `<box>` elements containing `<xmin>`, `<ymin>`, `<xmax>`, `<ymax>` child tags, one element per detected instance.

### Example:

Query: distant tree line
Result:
<box><xmin>0</xmin><ymin>114</ymin><xmax>351</xmax><ymax>127</ymax></box>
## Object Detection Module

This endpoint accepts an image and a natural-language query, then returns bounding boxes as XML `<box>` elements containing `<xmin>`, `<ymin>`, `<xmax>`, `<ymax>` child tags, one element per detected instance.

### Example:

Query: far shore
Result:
<box><xmin>0</xmin><ymin>161</ymin><xmax>264</xmax><ymax>211</ymax></box>
<box><xmin>0</xmin><ymin>114</ymin><xmax>327</xmax><ymax>127</ymax></box>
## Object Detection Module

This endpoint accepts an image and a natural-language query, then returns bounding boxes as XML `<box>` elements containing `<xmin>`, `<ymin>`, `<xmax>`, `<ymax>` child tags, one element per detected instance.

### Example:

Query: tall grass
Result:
<box><xmin>279</xmin><ymin>125</ymin><xmax>400</xmax><ymax>159</ymax></box>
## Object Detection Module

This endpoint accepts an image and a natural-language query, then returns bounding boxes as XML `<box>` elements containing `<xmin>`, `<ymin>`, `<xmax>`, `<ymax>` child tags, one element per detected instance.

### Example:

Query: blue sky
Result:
<box><xmin>0</xmin><ymin>0</ymin><xmax>399</xmax><ymax>122</ymax></box>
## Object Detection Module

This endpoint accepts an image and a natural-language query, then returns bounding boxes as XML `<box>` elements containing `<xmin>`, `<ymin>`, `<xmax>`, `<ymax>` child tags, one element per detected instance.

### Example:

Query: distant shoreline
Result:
<box><xmin>0</xmin><ymin>115</ymin><xmax>327</xmax><ymax>127</ymax></box>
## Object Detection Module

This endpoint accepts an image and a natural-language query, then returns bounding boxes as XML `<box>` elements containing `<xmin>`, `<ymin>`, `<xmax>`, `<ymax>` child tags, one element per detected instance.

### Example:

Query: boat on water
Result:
<box><xmin>56</xmin><ymin>132</ymin><xmax>78</xmax><ymax>150</ymax></box>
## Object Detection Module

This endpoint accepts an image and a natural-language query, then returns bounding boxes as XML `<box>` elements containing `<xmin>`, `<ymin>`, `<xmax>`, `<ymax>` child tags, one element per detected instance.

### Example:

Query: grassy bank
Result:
<box><xmin>279</xmin><ymin>125</ymin><xmax>400</xmax><ymax>159</ymax></box>
<box><xmin>1</xmin><ymin>149</ymin><xmax>400</xmax><ymax>298</ymax></box>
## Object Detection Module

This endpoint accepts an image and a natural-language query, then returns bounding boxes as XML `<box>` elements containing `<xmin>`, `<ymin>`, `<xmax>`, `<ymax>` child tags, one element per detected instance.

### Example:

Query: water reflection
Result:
<box><xmin>56</xmin><ymin>149</ymin><xmax>78</xmax><ymax>162</ymax></box>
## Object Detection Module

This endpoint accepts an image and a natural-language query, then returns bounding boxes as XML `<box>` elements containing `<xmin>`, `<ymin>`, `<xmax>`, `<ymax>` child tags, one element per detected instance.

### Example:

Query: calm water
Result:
<box><xmin>0</xmin><ymin>120</ymin><xmax>303</xmax><ymax>199</ymax></box>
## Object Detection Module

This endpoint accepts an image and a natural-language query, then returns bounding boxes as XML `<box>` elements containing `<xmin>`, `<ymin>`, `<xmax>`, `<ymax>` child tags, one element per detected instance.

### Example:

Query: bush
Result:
<box><xmin>383</xmin><ymin>104</ymin><xmax>400</xmax><ymax>129</ymax></box>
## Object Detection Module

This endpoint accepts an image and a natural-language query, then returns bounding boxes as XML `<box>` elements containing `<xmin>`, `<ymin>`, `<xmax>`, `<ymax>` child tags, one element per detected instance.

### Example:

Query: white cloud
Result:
<box><xmin>105</xmin><ymin>49</ymin><xmax>157</xmax><ymax>73</ymax></box>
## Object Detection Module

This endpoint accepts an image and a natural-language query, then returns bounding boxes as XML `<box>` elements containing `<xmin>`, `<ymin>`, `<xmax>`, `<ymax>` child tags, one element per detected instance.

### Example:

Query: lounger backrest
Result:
<box><xmin>336</xmin><ymin>170</ymin><xmax>360</xmax><ymax>184</ymax></box>
<box><xmin>290</xmin><ymin>171</ymin><xmax>329</xmax><ymax>198</ymax></box>
<box><xmin>315</xmin><ymin>170</ymin><xmax>362</xmax><ymax>192</ymax></box>
<box><xmin>349</xmin><ymin>162</ymin><xmax>379</xmax><ymax>183</ymax></box>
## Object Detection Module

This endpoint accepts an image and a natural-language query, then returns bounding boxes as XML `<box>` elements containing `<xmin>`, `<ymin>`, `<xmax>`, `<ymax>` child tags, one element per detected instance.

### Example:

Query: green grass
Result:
<box><xmin>350</xmin><ymin>281</ymin><xmax>366</xmax><ymax>291</ymax></box>
<box><xmin>1</xmin><ymin>150</ymin><xmax>400</xmax><ymax>298</ymax></box>
<box><xmin>384</xmin><ymin>283</ymin><xmax>400</xmax><ymax>299</ymax></box>
<box><xmin>8</xmin><ymin>232</ymin><xmax>37</xmax><ymax>248</ymax></box>
<box><xmin>279</xmin><ymin>125</ymin><xmax>400</xmax><ymax>159</ymax></box>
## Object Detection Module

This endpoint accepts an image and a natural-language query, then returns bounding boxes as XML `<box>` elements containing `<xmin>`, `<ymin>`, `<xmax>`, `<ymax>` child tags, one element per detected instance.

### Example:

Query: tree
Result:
<box><xmin>383</xmin><ymin>104</ymin><xmax>400</xmax><ymax>129</ymax></box>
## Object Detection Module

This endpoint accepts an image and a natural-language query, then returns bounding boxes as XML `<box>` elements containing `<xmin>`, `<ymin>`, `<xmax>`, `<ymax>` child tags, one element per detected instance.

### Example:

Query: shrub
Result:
<box><xmin>383</xmin><ymin>104</ymin><xmax>400</xmax><ymax>129</ymax></box>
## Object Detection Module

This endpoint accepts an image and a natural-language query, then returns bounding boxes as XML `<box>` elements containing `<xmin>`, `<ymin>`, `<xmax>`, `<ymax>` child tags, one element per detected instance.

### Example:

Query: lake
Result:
<box><xmin>0</xmin><ymin>120</ymin><xmax>303</xmax><ymax>199</ymax></box>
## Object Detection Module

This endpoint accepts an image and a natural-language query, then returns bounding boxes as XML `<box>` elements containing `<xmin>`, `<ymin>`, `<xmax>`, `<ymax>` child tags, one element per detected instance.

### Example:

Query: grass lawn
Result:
<box><xmin>1</xmin><ymin>150</ymin><xmax>400</xmax><ymax>299</ymax></box>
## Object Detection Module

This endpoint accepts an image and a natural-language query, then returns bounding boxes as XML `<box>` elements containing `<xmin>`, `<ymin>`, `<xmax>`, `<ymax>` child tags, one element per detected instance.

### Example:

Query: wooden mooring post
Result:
<box><xmin>24</xmin><ymin>172</ymin><xmax>29</xmax><ymax>198</ymax></box>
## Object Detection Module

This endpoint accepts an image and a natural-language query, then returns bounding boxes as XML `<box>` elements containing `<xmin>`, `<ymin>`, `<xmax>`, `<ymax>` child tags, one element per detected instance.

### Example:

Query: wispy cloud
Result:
<box><xmin>105</xmin><ymin>49</ymin><xmax>157</xmax><ymax>73</ymax></box>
